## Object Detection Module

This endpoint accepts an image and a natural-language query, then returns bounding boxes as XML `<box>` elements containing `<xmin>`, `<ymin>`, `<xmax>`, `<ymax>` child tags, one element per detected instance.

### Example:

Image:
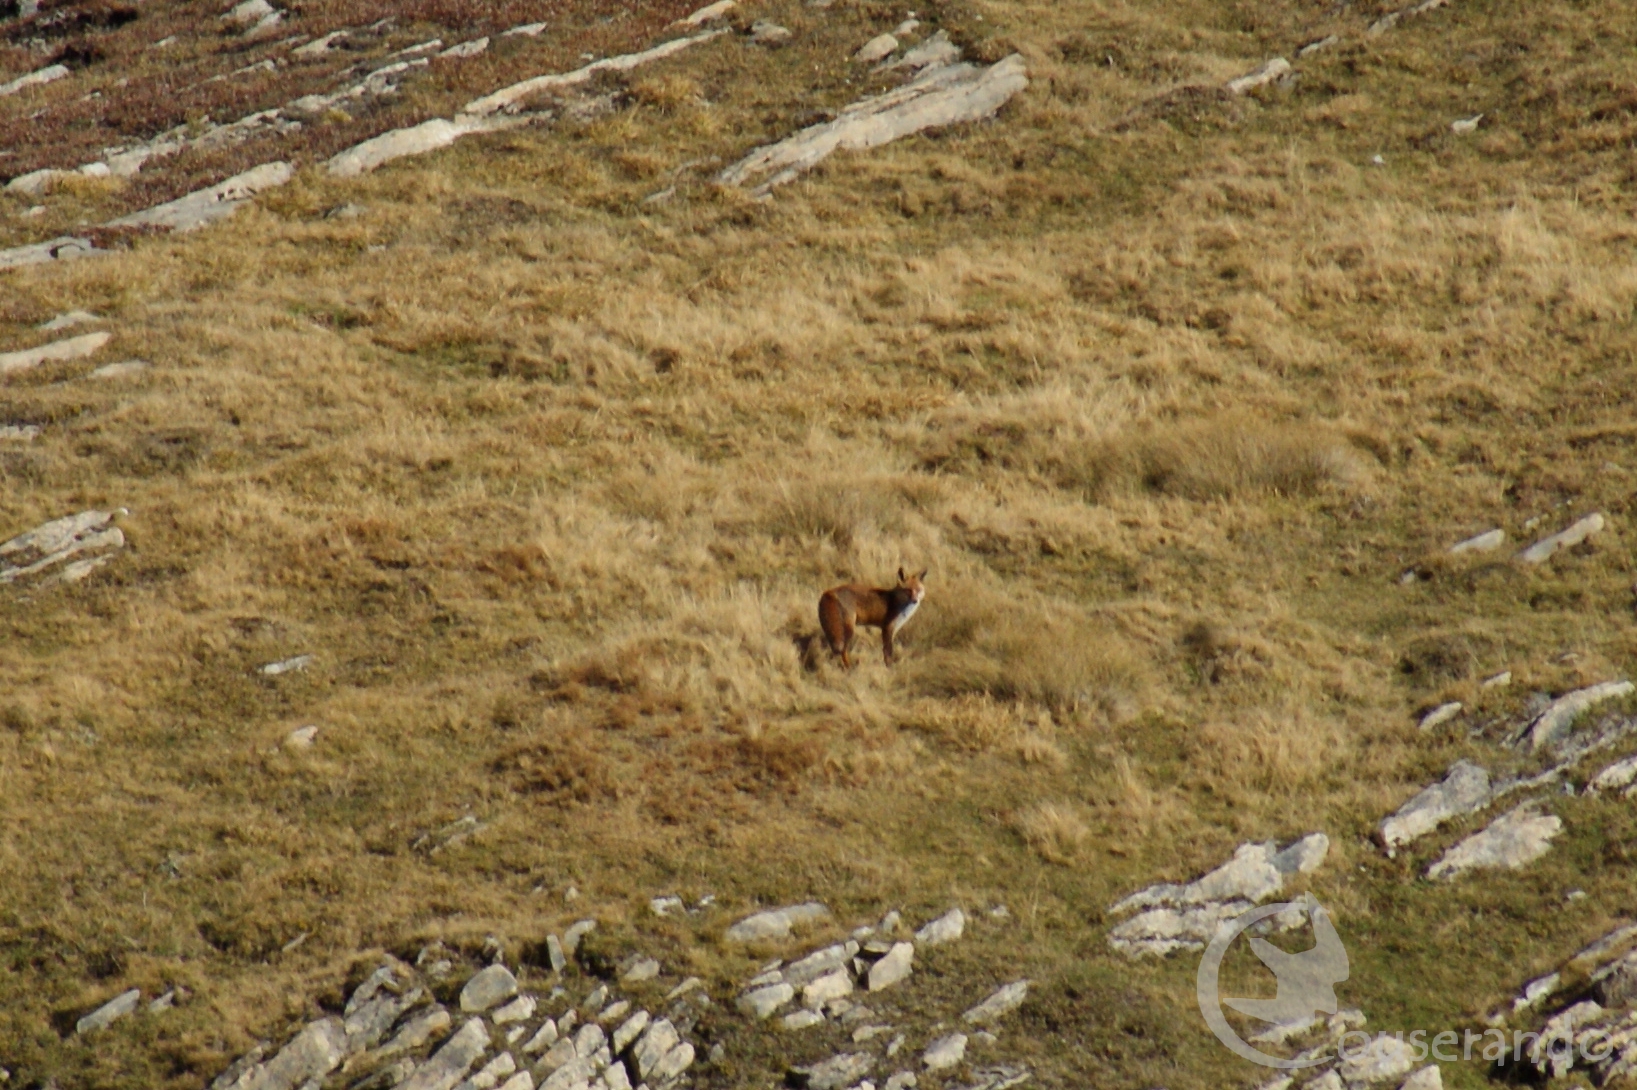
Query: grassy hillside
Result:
<box><xmin>5</xmin><ymin>0</ymin><xmax>1637</xmax><ymax>1087</ymax></box>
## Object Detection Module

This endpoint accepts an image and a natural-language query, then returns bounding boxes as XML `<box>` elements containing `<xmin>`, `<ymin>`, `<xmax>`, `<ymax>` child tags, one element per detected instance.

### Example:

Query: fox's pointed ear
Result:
<box><xmin>897</xmin><ymin>566</ymin><xmax>907</xmax><ymax>584</ymax></box>
<box><xmin>916</xmin><ymin>568</ymin><xmax>928</xmax><ymax>581</ymax></box>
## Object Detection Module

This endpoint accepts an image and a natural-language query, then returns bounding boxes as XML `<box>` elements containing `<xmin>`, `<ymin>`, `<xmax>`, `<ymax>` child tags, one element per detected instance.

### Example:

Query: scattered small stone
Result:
<box><xmin>853</xmin><ymin>1024</ymin><xmax>892</xmax><ymax>1043</ymax></box>
<box><xmin>546</xmin><ymin>935</ymin><xmax>565</xmax><ymax>972</ymax></box>
<box><xmin>563</xmin><ymin>920</ymin><xmax>596</xmax><ymax>955</ymax></box>
<box><xmin>1296</xmin><ymin>35</ymin><xmax>1340</xmax><ymax>57</ymax></box>
<box><xmin>501</xmin><ymin>21</ymin><xmax>547</xmax><ymax>37</ymax></box>
<box><xmin>676</xmin><ymin>0</ymin><xmax>736</xmax><ymax>26</ymax></box>
<box><xmin>630</xmin><ymin>1019</ymin><xmax>681</xmax><ymax>1079</ymax></box>
<box><xmin>1225</xmin><ymin>57</ymin><xmax>1291</xmax><ymax>95</ymax></box>
<box><xmin>149</xmin><ymin>990</ymin><xmax>177</xmax><ymax>1013</ymax></box>
<box><xmin>539</xmin><ymin>1056</ymin><xmax>594</xmax><ymax>1090</ymax></box>
<box><xmin>855</xmin><ymin>34</ymin><xmax>900</xmax><ymax>63</ymax></box>
<box><xmin>492</xmin><ymin>995</ymin><xmax>535</xmax><ymax>1025</ymax></box>
<box><xmin>556</xmin><ymin>1009</ymin><xmax>576</xmax><ymax>1035</ymax></box>
<box><xmin>464</xmin><ymin>1052</ymin><xmax>516</xmax><ymax>1090</ymax></box>
<box><xmin>1418</xmin><ymin>702</ymin><xmax>1463</xmax><ymax>732</ymax></box>
<box><xmin>1337</xmin><ymin>1033</ymin><xmax>1417</xmax><ymax>1085</ymax></box>
<box><xmin>573</xmin><ymin>1022</ymin><xmax>605</xmax><ymax>1058</ymax></box>
<box><xmin>886</xmin><ymin>1033</ymin><xmax>905</xmax><ymax>1057</ymax></box>
<box><xmin>460</xmin><ymin>965</ymin><xmax>519</xmax><ymax>1013</ymax></box>
<box><xmin>664</xmin><ymin>978</ymin><xmax>702</xmax><ymax>1002</ymax></box>
<box><xmin>785</xmin><ymin>942</ymin><xmax>860</xmax><ymax>988</ymax></box>
<box><xmin>1379</xmin><ymin>760</ymin><xmax>1491</xmax><ymax>856</ymax></box>
<box><xmin>922</xmin><ymin>1034</ymin><xmax>967</xmax><ymax>1071</ymax></box>
<box><xmin>1482</xmin><ymin>671</ymin><xmax>1513</xmax><ymax>689</ymax></box>
<box><xmin>0</xmin><ymin>63</ymin><xmax>69</xmax><ymax>99</ymax></box>
<box><xmin>582</xmin><ymin>984</ymin><xmax>607</xmax><ymax>1014</ymax></box>
<box><xmin>1519</xmin><ymin>513</ymin><xmax>1605</xmax><ymax>564</ymax></box>
<box><xmin>88</xmin><ymin>358</ymin><xmax>150</xmax><ymax>380</ymax></box>
<box><xmin>1451</xmin><ymin>114</ymin><xmax>1483</xmax><ymax>135</ymax></box>
<box><xmin>802</xmin><ymin>968</ymin><xmax>854</xmax><ymax>1008</ymax></box>
<box><xmin>598</xmin><ymin>1000</ymin><xmax>630</xmax><ymax>1024</ymax></box>
<box><xmin>915</xmin><ymin>908</ymin><xmax>964</xmax><ymax>946</ymax></box>
<box><xmin>884</xmin><ymin>1073</ymin><xmax>917</xmax><ymax>1090</ymax></box>
<box><xmin>790</xmin><ymin>1051</ymin><xmax>874</xmax><ymax>1090</ymax></box>
<box><xmin>868</xmin><ymin>943</ymin><xmax>914</xmax><ymax>992</ymax></box>
<box><xmin>650</xmin><ymin>895</ymin><xmax>685</xmax><ymax>917</ymax></box>
<box><xmin>1590</xmin><ymin>754</ymin><xmax>1637</xmax><ymax>795</ymax></box>
<box><xmin>724</xmin><ymin>902</ymin><xmax>830</xmax><ymax>942</ymax></box>
<box><xmin>1427</xmin><ymin>801</ymin><xmax>1563</xmax><ymax>880</ymax></box>
<box><xmin>783</xmin><ymin>1009</ymin><xmax>825</xmax><ymax>1030</ymax></box>
<box><xmin>0</xmin><ymin>425</ymin><xmax>40</xmax><ymax>441</ymax></box>
<box><xmin>260</xmin><ymin>655</ymin><xmax>314</xmax><ymax>676</ymax></box>
<box><xmin>963</xmin><ymin>981</ymin><xmax>1029</xmax><ymax>1024</ymax></box>
<box><xmin>737</xmin><ymin>982</ymin><xmax>794</xmax><ymax>1019</ymax></box>
<box><xmin>39</xmin><ymin>310</ymin><xmax>101</xmax><ymax>331</ymax></box>
<box><xmin>537</xmin><ymin>1037</ymin><xmax>576</xmax><ymax>1073</ymax></box>
<box><xmin>285</xmin><ymin>725</ymin><xmax>319</xmax><ymax>750</ymax></box>
<box><xmin>378</xmin><ymin>1006</ymin><xmax>452</xmax><ymax>1057</ymax></box>
<box><xmin>621</xmin><ymin>957</ymin><xmax>660</xmax><ymax>983</ymax></box>
<box><xmin>522</xmin><ymin>1018</ymin><xmax>558</xmax><ymax>1054</ymax></box>
<box><xmin>879</xmin><ymin>29</ymin><xmax>958</xmax><ymax>72</ymax></box>
<box><xmin>76</xmin><ymin>989</ymin><xmax>141</xmax><ymax>1034</ymax></box>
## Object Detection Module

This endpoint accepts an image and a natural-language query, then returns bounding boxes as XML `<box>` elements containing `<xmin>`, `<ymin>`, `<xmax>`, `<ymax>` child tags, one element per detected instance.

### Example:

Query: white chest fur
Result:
<box><xmin>888</xmin><ymin>598</ymin><xmax>921</xmax><ymax>636</ymax></box>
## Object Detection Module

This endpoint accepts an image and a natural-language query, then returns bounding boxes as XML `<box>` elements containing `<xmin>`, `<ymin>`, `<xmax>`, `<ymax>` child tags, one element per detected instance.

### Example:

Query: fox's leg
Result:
<box><xmin>842</xmin><ymin>622</ymin><xmax>856</xmax><ymax>669</ymax></box>
<box><xmin>882</xmin><ymin>625</ymin><xmax>895</xmax><ymax>666</ymax></box>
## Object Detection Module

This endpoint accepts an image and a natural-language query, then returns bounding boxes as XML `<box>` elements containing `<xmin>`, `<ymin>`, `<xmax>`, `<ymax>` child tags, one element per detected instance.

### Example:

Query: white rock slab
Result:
<box><xmin>1427</xmin><ymin>802</ymin><xmax>1562</xmax><ymax>880</ymax></box>
<box><xmin>1590</xmin><ymin>754</ymin><xmax>1637</xmax><ymax>795</ymax></box>
<box><xmin>1112</xmin><ymin>833</ymin><xmax>1329</xmax><ymax>913</ymax></box>
<box><xmin>620</xmin><ymin>957</ymin><xmax>659</xmax><ymax>982</ymax></box>
<box><xmin>398</xmin><ymin>1017</ymin><xmax>489</xmax><ymax>1090</ymax></box>
<box><xmin>1519</xmin><ymin>513</ymin><xmax>1605</xmax><ymax>564</ymax></box>
<box><xmin>441</xmin><ymin>38</ymin><xmax>489</xmax><ymax>58</ymax></box>
<box><xmin>737</xmin><ymin>982</ymin><xmax>794</xmax><ymax>1019</ymax></box>
<box><xmin>1379</xmin><ymin>760</ymin><xmax>1491</xmax><ymax>856</ymax></box>
<box><xmin>462</xmin><ymin>30</ymin><xmax>727</xmax><ymax>117</ymax></box>
<box><xmin>963</xmin><ymin>981</ymin><xmax>1028</xmax><ymax>1024</ymax></box>
<box><xmin>0</xmin><ymin>235</ymin><xmax>98</xmax><ymax>271</ymax></box>
<box><xmin>1524</xmin><ymin>681</ymin><xmax>1635</xmax><ymax>753</ymax></box>
<box><xmin>0</xmin><ymin>425</ymin><xmax>41</xmax><ymax>441</ymax></box>
<box><xmin>878</xmin><ymin>29</ymin><xmax>958</xmax><ymax>73</ymax></box>
<box><xmin>1418</xmin><ymin>702</ymin><xmax>1463</xmax><ymax>731</ymax></box>
<box><xmin>260</xmin><ymin>654</ymin><xmax>314</xmax><ymax>676</ymax></box>
<box><xmin>1225</xmin><ymin>57</ymin><xmax>1290</xmax><ymax>94</ymax></box>
<box><xmin>631</xmin><ymin>1019</ymin><xmax>680</xmax><ymax>1079</ymax></box>
<box><xmin>0</xmin><ymin>331</ymin><xmax>111</xmax><ymax>376</ymax></box>
<box><xmin>915</xmin><ymin>907</ymin><xmax>965</xmax><ymax>945</ymax></box>
<box><xmin>222</xmin><ymin>0</ymin><xmax>274</xmax><ymax>26</ymax></box>
<box><xmin>922</xmin><ymin>1034</ymin><xmax>966</xmax><ymax>1071</ymax></box>
<box><xmin>107</xmin><ymin>161</ymin><xmax>293</xmax><ymax>232</ymax></box>
<box><xmin>676</xmin><ymin>0</ymin><xmax>735</xmax><ymax>26</ymax></box>
<box><xmin>855</xmin><ymin>33</ymin><xmax>898</xmax><ymax>63</ymax></box>
<box><xmin>1400</xmin><ymin>1066</ymin><xmax>1442</xmax><ymax>1090</ymax></box>
<box><xmin>4</xmin><ymin>168</ymin><xmax>64</xmax><ymax>195</ymax></box>
<box><xmin>611</xmin><ymin>1009</ymin><xmax>647</xmax><ymax>1053</ymax></box>
<box><xmin>801</xmin><ymin>968</ymin><xmax>853</xmax><ymax>1008</ymax></box>
<box><xmin>0</xmin><ymin>63</ymin><xmax>69</xmax><ymax>98</ymax></box>
<box><xmin>782</xmin><ymin>1008</ymin><xmax>824</xmax><ymax>1030</ymax></box>
<box><xmin>1</xmin><ymin>509</ymin><xmax>123</xmax><ymax>584</ymax></box>
<box><xmin>724</xmin><ymin>902</ymin><xmax>830</xmax><ymax>942</ymax></box>
<box><xmin>293</xmin><ymin>30</ymin><xmax>348</xmax><ymax>56</ymax></box>
<box><xmin>75</xmin><ymin>989</ymin><xmax>141</xmax><ymax>1034</ymax></box>
<box><xmin>785</xmin><ymin>941</ymin><xmax>859</xmax><ymax>987</ymax></box>
<box><xmin>867</xmin><ymin>943</ymin><xmax>913</xmax><ymax>991</ymax></box>
<box><xmin>285</xmin><ymin>725</ymin><xmax>319</xmax><ymax>750</ymax></box>
<box><xmin>460</xmin><ymin>965</ymin><xmax>518</xmax><ymax>1012</ymax></box>
<box><xmin>90</xmin><ymin>360</ymin><xmax>150</xmax><ymax>379</ymax></box>
<box><xmin>39</xmin><ymin>310</ymin><xmax>101</xmax><ymax>331</ymax></box>
<box><xmin>1337</xmin><ymin>1033</ymin><xmax>1417</xmax><ymax>1085</ymax></box>
<box><xmin>791</xmin><ymin>1052</ymin><xmax>874</xmax><ymax>1090</ymax></box>
<box><xmin>719</xmin><ymin>54</ymin><xmax>1028</xmax><ymax>192</ymax></box>
<box><xmin>222</xmin><ymin>1018</ymin><xmax>348</xmax><ymax>1090</ymax></box>
<box><xmin>327</xmin><ymin>118</ymin><xmax>485</xmax><ymax>177</ymax></box>
<box><xmin>1108</xmin><ymin>900</ymin><xmax>1254</xmax><ymax>957</ymax></box>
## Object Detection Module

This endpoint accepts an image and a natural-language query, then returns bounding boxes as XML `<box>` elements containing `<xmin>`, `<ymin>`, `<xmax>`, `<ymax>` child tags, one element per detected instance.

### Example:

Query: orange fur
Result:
<box><xmin>818</xmin><ymin>567</ymin><xmax>927</xmax><ymax>668</ymax></box>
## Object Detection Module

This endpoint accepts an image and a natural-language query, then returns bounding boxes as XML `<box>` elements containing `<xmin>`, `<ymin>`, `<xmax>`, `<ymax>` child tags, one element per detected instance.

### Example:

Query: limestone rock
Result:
<box><xmin>884</xmin><ymin>1074</ymin><xmax>917</xmax><ymax>1090</ymax></box>
<box><xmin>108</xmin><ymin>161</ymin><xmax>293</xmax><ymax>233</ymax></box>
<box><xmin>790</xmin><ymin>1052</ymin><xmax>874</xmax><ymax>1090</ymax></box>
<box><xmin>922</xmin><ymin>1034</ymin><xmax>967</xmax><ymax>1071</ymax></box>
<box><xmin>90</xmin><ymin>360</ymin><xmax>150</xmax><ymax>380</ymax></box>
<box><xmin>724</xmin><ymin>902</ymin><xmax>830</xmax><ymax>942</ymax></box>
<box><xmin>259</xmin><ymin>655</ymin><xmax>313</xmax><ymax>676</ymax></box>
<box><xmin>462</xmin><ymin>1052</ymin><xmax>516</xmax><ymax>1090</ymax></box>
<box><xmin>1112</xmin><ymin>833</ymin><xmax>1328</xmax><ymax>914</ymax></box>
<box><xmin>1418</xmin><ymin>702</ymin><xmax>1463</xmax><ymax>732</ymax></box>
<box><xmin>802</xmin><ymin>968</ymin><xmax>854</xmax><ymax>1008</ymax></box>
<box><xmin>0</xmin><ymin>331</ymin><xmax>111</xmax><ymax>376</ymax></box>
<box><xmin>581</xmin><ymin>984</ymin><xmax>606</xmax><ymax>1014</ymax></box>
<box><xmin>462</xmin><ymin>966</ymin><xmax>519</xmax><ymax>1013</ymax></box>
<box><xmin>1225</xmin><ymin>57</ymin><xmax>1291</xmax><ymax>95</ymax></box>
<box><xmin>963</xmin><ymin>981</ymin><xmax>1028</xmax><ymax>1024</ymax></box>
<box><xmin>1</xmin><ymin>509</ymin><xmax>124</xmax><ymax>585</ymax></box>
<box><xmin>1590</xmin><ymin>754</ymin><xmax>1637</xmax><ymax>795</ymax></box>
<box><xmin>868</xmin><ymin>943</ymin><xmax>913</xmax><ymax>991</ymax></box>
<box><xmin>227</xmin><ymin>1018</ymin><xmax>348</xmax><ymax>1090</ymax></box>
<box><xmin>441</xmin><ymin>38</ymin><xmax>490</xmax><ymax>59</ymax></box>
<box><xmin>737</xmin><ymin>983</ymin><xmax>793</xmax><ymax>1019</ymax></box>
<box><xmin>601</xmin><ymin>1061</ymin><xmax>630</xmax><ymax>1090</ymax></box>
<box><xmin>879</xmin><ymin>30</ymin><xmax>958</xmax><ymax>73</ymax></box>
<box><xmin>222</xmin><ymin>0</ymin><xmax>274</xmax><ymax>26</ymax></box>
<box><xmin>630</xmin><ymin>1019</ymin><xmax>680</xmax><ymax>1079</ymax></box>
<box><xmin>1453</xmin><ymin>528</ymin><xmax>1507</xmax><ymax>556</ymax></box>
<box><xmin>285</xmin><ymin>726</ymin><xmax>319</xmax><ymax>750</ymax></box>
<box><xmin>855</xmin><ymin>33</ymin><xmax>898</xmax><ymax>63</ymax></box>
<box><xmin>0</xmin><ymin>63</ymin><xmax>69</xmax><ymax>98</ymax></box>
<box><xmin>379</xmin><ymin>1007</ymin><xmax>452</xmax><ymax>1057</ymax></box>
<box><xmin>1379</xmin><ymin>761</ymin><xmax>1491</xmax><ymax>856</ymax></box>
<box><xmin>676</xmin><ymin>0</ymin><xmax>736</xmax><ymax>26</ymax></box>
<box><xmin>1400</xmin><ymin>1068</ymin><xmax>1441</xmax><ymax>1090</ymax></box>
<box><xmin>915</xmin><ymin>908</ymin><xmax>964</xmax><ymax>946</ymax></box>
<box><xmin>462</xmin><ymin>30</ymin><xmax>726</xmax><ymax>117</ymax></box>
<box><xmin>536</xmin><ymin>1038</ymin><xmax>575</xmax><ymax>1073</ymax></box>
<box><xmin>328</xmin><ymin>118</ymin><xmax>486</xmax><ymax>178</ymax></box>
<box><xmin>38</xmin><ymin>310</ymin><xmax>100</xmax><ymax>332</ymax></box>
<box><xmin>1338</xmin><ymin>1033</ymin><xmax>1417</xmax><ymax>1085</ymax></box>
<box><xmin>1519</xmin><ymin>513</ymin><xmax>1605</xmax><ymax>564</ymax></box>
<box><xmin>546</xmin><ymin>935</ymin><xmax>565</xmax><ymax>972</ymax></box>
<box><xmin>1109</xmin><ymin>900</ymin><xmax>1256</xmax><ymax>957</ymax></box>
<box><xmin>76</xmin><ymin>989</ymin><xmax>141</xmax><ymax>1034</ymax></box>
<box><xmin>621</xmin><ymin>957</ymin><xmax>659</xmax><ymax>983</ymax></box>
<box><xmin>1296</xmin><ymin>35</ymin><xmax>1340</xmax><ymax>57</ymax></box>
<box><xmin>498</xmin><ymin>1073</ymin><xmax>533</xmax><ymax>1090</ymax></box>
<box><xmin>1427</xmin><ymin>802</ymin><xmax>1562</xmax><ymax>880</ymax></box>
<box><xmin>597</xmin><ymin>1000</ymin><xmax>629</xmax><ymax>1025</ymax></box>
<box><xmin>1520</xmin><ymin>681</ymin><xmax>1635</xmax><ymax>753</ymax></box>
<box><xmin>521</xmin><ymin>1019</ymin><xmax>558</xmax><ymax>1054</ymax></box>
<box><xmin>572</xmin><ymin>1023</ymin><xmax>604</xmax><ymax>1058</ymax></box>
<box><xmin>610</xmin><ymin>1010</ymin><xmax>647</xmax><ymax>1053</ymax></box>
<box><xmin>346</xmin><ymin>987</ymin><xmax>424</xmax><ymax>1053</ymax></box>
<box><xmin>537</xmin><ymin>1056</ymin><xmax>592</xmax><ymax>1090</ymax></box>
<box><xmin>563</xmin><ymin>920</ymin><xmax>596</xmax><ymax>955</ymax></box>
<box><xmin>649</xmin><ymin>895</ymin><xmax>684</xmax><ymax>917</ymax></box>
<box><xmin>492</xmin><ymin>996</ymin><xmax>535</xmax><ymax>1025</ymax></box>
<box><xmin>750</xmin><ymin>20</ymin><xmax>792</xmax><ymax>46</ymax></box>
<box><xmin>0</xmin><ymin>236</ymin><xmax>98</xmax><ymax>271</ymax></box>
<box><xmin>782</xmin><ymin>1009</ymin><xmax>824</xmax><ymax>1030</ymax></box>
<box><xmin>401</xmin><ymin>1018</ymin><xmax>489</xmax><ymax>1090</ymax></box>
<box><xmin>647</xmin><ymin>1041</ymin><xmax>693</xmax><ymax>1082</ymax></box>
<box><xmin>718</xmin><ymin>54</ymin><xmax>1028</xmax><ymax>193</ymax></box>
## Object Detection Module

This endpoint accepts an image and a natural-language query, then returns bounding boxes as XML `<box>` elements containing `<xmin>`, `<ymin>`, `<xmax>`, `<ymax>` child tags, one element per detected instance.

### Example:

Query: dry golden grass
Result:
<box><xmin>7</xmin><ymin>0</ymin><xmax>1637</xmax><ymax>1086</ymax></box>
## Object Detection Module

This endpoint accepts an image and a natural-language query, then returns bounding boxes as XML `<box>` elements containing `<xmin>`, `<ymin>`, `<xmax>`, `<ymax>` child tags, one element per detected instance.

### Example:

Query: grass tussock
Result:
<box><xmin>1014</xmin><ymin>801</ymin><xmax>1092</xmax><ymax>865</ymax></box>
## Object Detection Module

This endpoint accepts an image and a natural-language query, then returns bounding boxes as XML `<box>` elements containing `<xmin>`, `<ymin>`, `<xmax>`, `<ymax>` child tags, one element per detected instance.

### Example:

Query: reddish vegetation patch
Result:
<box><xmin>0</xmin><ymin>0</ymin><xmax>701</xmax><ymax>213</ymax></box>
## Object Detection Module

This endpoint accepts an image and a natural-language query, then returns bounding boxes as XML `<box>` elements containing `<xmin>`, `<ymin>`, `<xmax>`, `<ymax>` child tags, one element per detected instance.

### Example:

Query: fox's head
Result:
<box><xmin>897</xmin><ymin>567</ymin><xmax>928</xmax><ymax>602</ymax></box>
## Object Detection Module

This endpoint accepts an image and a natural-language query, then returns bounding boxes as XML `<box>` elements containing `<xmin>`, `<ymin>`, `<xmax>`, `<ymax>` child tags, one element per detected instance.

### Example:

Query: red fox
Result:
<box><xmin>818</xmin><ymin>568</ymin><xmax>927</xmax><ymax>668</ymax></box>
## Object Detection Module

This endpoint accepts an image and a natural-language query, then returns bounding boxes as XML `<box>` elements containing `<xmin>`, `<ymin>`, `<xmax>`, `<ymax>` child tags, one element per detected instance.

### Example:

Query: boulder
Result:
<box><xmin>1427</xmin><ymin>802</ymin><xmax>1562</xmax><ymax>880</ymax></box>
<box><xmin>962</xmin><ymin>981</ymin><xmax>1028</xmax><ymax>1024</ymax></box>
<box><xmin>724</xmin><ymin>902</ymin><xmax>830</xmax><ymax>942</ymax></box>
<box><xmin>75</xmin><ymin>989</ymin><xmax>141</xmax><ymax>1034</ymax></box>
<box><xmin>1520</xmin><ymin>681</ymin><xmax>1635</xmax><ymax>752</ymax></box>
<box><xmin>611</xmin><ymin>1010</ymin><xmax>648</xmax><ymax>1053</ymax></box>
<box><xmin>878</xmin><ymin>29</ymin><xmax>958</xmax><ymax>73</ymax></box>
<box><xmin>855</xmin><ymin>33</ymin><xmax>898</xmax><ymax>63</ymax></box>
<box><xmin>737</xmin><ymin>983</ymin><xmax>793</xmax><ymax>1019</ymax></box>
<box><xmin>1225</xmin><ymin>57</ymin><xmax>1290</xmax><ymax>95</ymax></box>
<box><xmin>922</xmin><ymin>1034</ymin><xmax>967</xmax><ymax>1071</ymax></box>
<box><xmin>790</xmin><ymin>1052</ymin><xmax>874</xmax><ymax>1090</ymax></box>
<box><xmin>223</xmin><ymin>1019</ymin><xmax>348</xmax><ymax>1090</ymax></box>
<box><xmin>1589</xmin><ymin>754</ymin><xmax>1637</xmax><ymax>795</ymax></box>
<box><xmin>1337</xmin><ymin>1034</ymin><xmax>1417</xmax><ymax>1085</ymax></box>
<box><xmin>400</xmin><ymin>1018</ymin><xmax>489</xmax><ymax>1090</ymax></box>
<box><xmin>461</xmin><ymin>966</ymin><xmax>519</xmax><ymax>1013</ymax></box>
<box><xmin>107</xmin><ymin>161</ymin><xmax>293</xmax><ymax>232</ymax></box>
<box><xmin>1379</xmin><ymin>761</ymin><xmax>1491</xmax><ymax>855</ymax></box>
<box><xmin>915</xmin><ymin>908</ymin><xmax>964</xmax><ymax>946</ymax></box>
<box><xmin>750</xmin><ymin>20</ymin><xmax>792</xmax><ymax>45</ymax></box>
<box><xmin>785</xmin><ymin>942</ymin><xmax>859</xmax><ymax>987</ymax></box>
<box><xmin>867</xmin><ymin>943</ymin><xmax>913</xmax><ymax>991</ymax></box>
<box><xmin>441</xmin><ymin>38</ymin><xmax>489</xmax><ymax>58</ymax></box>
<box><xmin>782</xmin><ymin>1009</ymin><xmax>824</xmax><ymax>1030</ymax></box>
<box><xmin>1519</xmin><ymin>513</ymin><xmax>1605</xmax><ymax>564</ymax></box>
<box><xmin>620</xmin><ymin>957</ymin><xmax>659</xmax><ymax>983</ymax></box>
<box><xmin>801</xmin><ymin>968</ymin><xmax>853</xmax><ymax>1008</ymax></box>
<box><xmin>1112</xmin><ymin>833</ymin><xmax>1328</xmax><ymax>913</ymax></box>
